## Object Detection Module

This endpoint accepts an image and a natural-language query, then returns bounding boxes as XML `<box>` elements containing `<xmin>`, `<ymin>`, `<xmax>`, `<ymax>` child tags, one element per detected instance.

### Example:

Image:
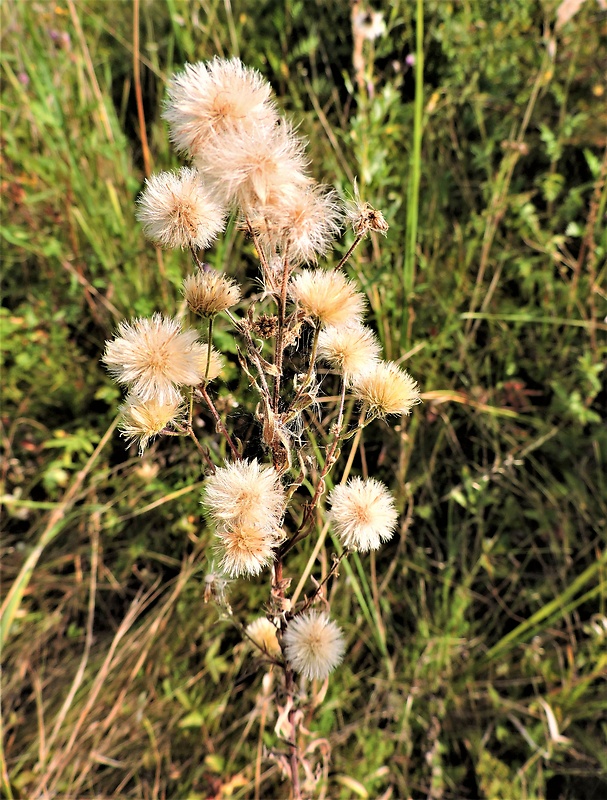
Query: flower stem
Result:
<box><xmin>335</xmin><ymin>231</ymin><xmax>365</xmax><ymax>271</ymax></box>
<box><xmin>205</xmin><ymin>317</ymin><xmax>214</xmax><ymax>382</ymax></box>
<box><xmin>197</xmin><ymin>383</ymin><xmax>240</xmax><ymax>461</ymax></box>
<box><xmin>273</xmin><ymin>246</ymin><xmax>291</xmax><ymax>411</ymax></box>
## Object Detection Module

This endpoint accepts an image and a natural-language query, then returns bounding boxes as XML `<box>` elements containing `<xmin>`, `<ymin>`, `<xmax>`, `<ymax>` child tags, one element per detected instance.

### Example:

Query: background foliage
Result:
<box><xmin>2</xmin><ymin>0</ymin><xmax>606</xmax><ymax>798</ymax></box>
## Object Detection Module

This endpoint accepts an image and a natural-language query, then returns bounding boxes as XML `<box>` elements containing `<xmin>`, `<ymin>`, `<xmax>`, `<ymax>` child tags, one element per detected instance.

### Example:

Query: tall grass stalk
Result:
<box><xmin>402</xmin><ymin>0</ymin><xmax>424</xmax><ymax>345</ymax></box>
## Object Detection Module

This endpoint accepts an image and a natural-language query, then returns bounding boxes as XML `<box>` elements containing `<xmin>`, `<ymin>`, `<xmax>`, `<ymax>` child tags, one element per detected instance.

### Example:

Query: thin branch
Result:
<box><xmin>197</xmin><ymin>383</ymin><xmax>241</xmax><ymax>461</ymax></box>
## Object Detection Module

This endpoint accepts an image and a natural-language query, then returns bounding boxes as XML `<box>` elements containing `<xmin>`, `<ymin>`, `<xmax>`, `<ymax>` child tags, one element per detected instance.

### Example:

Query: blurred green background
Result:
<box><xmin>1</xmin><ymin>0</ymin><xmax>606</xmax><ymax>797</ymax></box>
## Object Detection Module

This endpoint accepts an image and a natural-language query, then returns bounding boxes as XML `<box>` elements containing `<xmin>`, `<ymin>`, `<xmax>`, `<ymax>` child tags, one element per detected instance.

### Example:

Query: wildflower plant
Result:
<box><xmin>102</xmin><ymin>57</ymin><xmax>420</xmax><ymax>798</ymax></box>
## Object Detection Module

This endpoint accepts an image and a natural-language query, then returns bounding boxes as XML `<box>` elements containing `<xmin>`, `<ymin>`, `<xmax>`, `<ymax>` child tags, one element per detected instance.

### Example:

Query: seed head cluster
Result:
<box><xmin>103</xmin><ymin>314</ymin><xmax>206</xmax><ymax>403</ymax></box>
<box><xmin>102</xmin><ymin>57</ymin><xmax>422</xmax><ymax>697</ymax></box>
<box><xmin>318</xmin><ymin>323</ymin><xmax>381</xmax><ymax>382</ymax></box>
<box><xmin>203</xmin><ymin>460</ymin><xmax>286</xmax><ymax>577</ymax></box>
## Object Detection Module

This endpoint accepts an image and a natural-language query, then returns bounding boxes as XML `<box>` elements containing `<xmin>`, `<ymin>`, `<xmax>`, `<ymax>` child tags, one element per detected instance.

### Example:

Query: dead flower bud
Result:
<box><xmin>251</xmin><ymin>314</ymin><xmax>279</xmax><ymax>339</ymax></box>
<box><xmin>346</xmin><ymin>181</ymin><xmax>389</xmax><ymax>237</ymax></box>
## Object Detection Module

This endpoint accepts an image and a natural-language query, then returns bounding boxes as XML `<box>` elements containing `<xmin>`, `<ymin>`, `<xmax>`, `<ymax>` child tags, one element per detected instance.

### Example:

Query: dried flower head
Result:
<box><xmin>352</xmin><ymin>360</ymin><xmax>421</xmax><ymax>417</ymax></box>
<box><xmin>197</xmin><ymin>121</ymin><xmax>310</xmax><ymax>209</ymax></box>
<box><xmin>164</xmin><ymin>57</ymin><xmax>277</xmax><ymax>157</ymax></box>
<box><xmin>203</xmin><ymin>561</ymin><xmax>231</xmax><ymax>607</ymax></box>
<box><xmin>203</xmin><ymin>459</ymin><xmax>285</xmax><ymax>533</ymax></box>
<box><xmin>251</xmin><ymin>314</ymin><xmax>279</xmax><ymax>339</ymax></box>
<box><xmin>246</xmin><ymin>617</ymin><xmax>281</xmax><ymax>657</ymax></box>
<box><xmin>183</xmin><ymin>270</ymin><xmax>241</xmax><ymax>317</ymax></box>
<box><xmin>103</xmin><ymin>314</ymin><xmax>206</xmax><ymax>402</ymax></box>
<box><xmin>119</xmin><ymin>391</ymin><xmax>184</xmax><ymax>454</ymax></box>
<box><xmin>318</xmin><ymin>323</ymin><xmax>381</xmax><ymax>382</ymax></box>
<box><xmin>283</xmin><ymin>611</ymin><xmax>345</xmax><ymax>680</ymax></box>
<box><xmin>289</xmin><ymin>269</ymin><xmax>366</xmax><ymax>327</ymax></box>
<box><xmin>346</xmin><ymin>180</ymin><xmax>389</xmax><ymax>238</ymax></box>
<box><xmin>328</xmin><ymin>477</ymin><xmax>398</xmax><ymax>552</ymax></box>
<box><xmin>353</xmin><ymin>9</ymin><xmax>387</xmax><ymax>41</ymax></box>
<box><xmin>215</xmin><ymin>523</ymin><xmax>278</xmax><ymax>577</ymax></box>
<box><xmin>136</xmin><ymin>168</ymin><xmax>226</xmax><ymax>250</ymax></box>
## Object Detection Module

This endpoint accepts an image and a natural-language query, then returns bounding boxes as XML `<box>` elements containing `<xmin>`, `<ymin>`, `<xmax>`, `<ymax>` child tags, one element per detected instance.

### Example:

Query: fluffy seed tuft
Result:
<box><xmin>136</xmin><ymin>168</ymin><xmax>226</xmax><ymax>250</ymax></box>
<box><xmin>103</xmin><ymin>314</ymin><xmax>206</xmax><ymax>403</ymax></box>
<box><xmin>183</xmin><ymin>270</ymin><xmax>241</xmax><ymax>317</ymax></box>
<box><xmin>317</xmin><ymin>323</ymin><xmax>381</xmax><ymax>382</ymax></box>
<box><xmin>328</xmin><ymin>477</ymin><xmax>398</xmax><ymax>552</ymax></box>
<box><xmin>289</xmin><ymin>269</ymin><xmax>365</xmax><ymax>328</ymax></box>
<box><xmin>246</xmin><ymin>617</ymin><xmax>281</xmax><ymax>657</ymax></box>
<box><xmin>352</xmin><ymin>361</ymin><xmax>421</xmax><ymax>417</ymax></box>
<box><xmin>283</xmin><ymin>611</ymin><xmax>345</xmax><ymax>680</ymax></box>
<box><xmin>119</xmin><ymin>391</ymin><xmax>184</xmax><ymax>454</ymax></box>
<box><xmin>163</xmin><ymin>57</ymin><xmax>278</xmax><ymax>157</ymax></box>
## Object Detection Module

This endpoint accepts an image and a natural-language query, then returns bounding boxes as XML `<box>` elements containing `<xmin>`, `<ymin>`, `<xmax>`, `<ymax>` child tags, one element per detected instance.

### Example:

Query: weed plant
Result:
<box><xmin>1</xmin><ymin>1</ymin><xmax>606</xmax><ymax>799</ymax></box>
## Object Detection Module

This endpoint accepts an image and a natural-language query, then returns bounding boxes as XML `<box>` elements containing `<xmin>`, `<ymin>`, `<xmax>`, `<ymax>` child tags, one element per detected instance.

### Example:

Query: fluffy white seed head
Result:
<box><xmin>136</xmin><ymin>168</ymin><xmax>226</xmax><ymax>249</ymax></box>
<box><xmin>118</xmin><ymin>391</ymin><xmax>184</xmax><ymax>454</ymax></box>
<box><xmin>317</xmin><ymin>323</ymin><xmax>381</xmax><ymax>382</ymax></box>
<box><xmin>197</xmin><ymin>121</ymin><xmax>311</xmax><ymax>209</ymax></box>
<box><xmin>215</xmin><ymin>523</ymin><xmax>277</xmax><ymax>577</ymax></box>
<box><xmin>202</xmin><ymin>459</ymin><xmax>285</xmax><ymax>532</ymax></box>
<box><xmin>248</xmin><ymin>184</ymin><xmax>343</xmax><ymax>265</ymax></box>
<box><xmin>283</xmin><ymin>611</ymin><xmax>345</xmax><ymax>680</ymax></box>
<box><xmin>103</xmin><ymin>314</ymin><xmax>206</xmax><ymax>403</ymax></box>
<box><xmin>246</xmin><ymin>617</ymin><xmax>281</xmax><ymax>657</ymax></box>
<box><xmin>163</xmin><ymin>57</ymin><xmax>278</xmax><ymax>157</ymax></box>
<box><xmin>183</xmin><ymin>270</ymin><xmax>241</xmax><ymax>317</ymax></box>
<box><xmin>289</xmin><ymin>269</ymin><xmax>366</xmax><ymax>327</ymax></box>
<box><xmin>328</xmin><ymin>477</ymin><xmax>398</xmax><ymax>552</ymax></box>
<box><xmin>352</xmin><ymin>361</ymin><xmax>421</xmax><ymax>417</ymax></box>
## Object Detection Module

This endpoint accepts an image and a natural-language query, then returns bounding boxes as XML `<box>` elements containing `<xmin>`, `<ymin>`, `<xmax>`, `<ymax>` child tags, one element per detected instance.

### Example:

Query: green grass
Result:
<box><xmin>2</xmin><ymin>0</ymin><xmax>606</xmax><ymax>798</ymax></box>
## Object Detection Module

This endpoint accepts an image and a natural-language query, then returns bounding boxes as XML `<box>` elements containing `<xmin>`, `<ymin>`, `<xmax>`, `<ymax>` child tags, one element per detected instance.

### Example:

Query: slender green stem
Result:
<box><xmin>205</xmin><ymin>317</ymin><xmax>214</xmax><ymax>382</ymax></box>
<box><xmin>402</xmin><ymin>0</ymin><xmax>424</xmax><ymax>345</ymax></box>
<box><xmin>297</xmin><ymin>549</ymin><xmax>350</xmax><ymax>615</ymax></box>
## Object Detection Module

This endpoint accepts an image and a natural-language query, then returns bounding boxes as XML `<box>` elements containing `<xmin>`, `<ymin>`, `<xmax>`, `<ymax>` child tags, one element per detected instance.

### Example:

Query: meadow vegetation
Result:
<box><xmin>1</xmin><ymin>1</ymin><xmax>606</xmax><ymax>798</ymax></box>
